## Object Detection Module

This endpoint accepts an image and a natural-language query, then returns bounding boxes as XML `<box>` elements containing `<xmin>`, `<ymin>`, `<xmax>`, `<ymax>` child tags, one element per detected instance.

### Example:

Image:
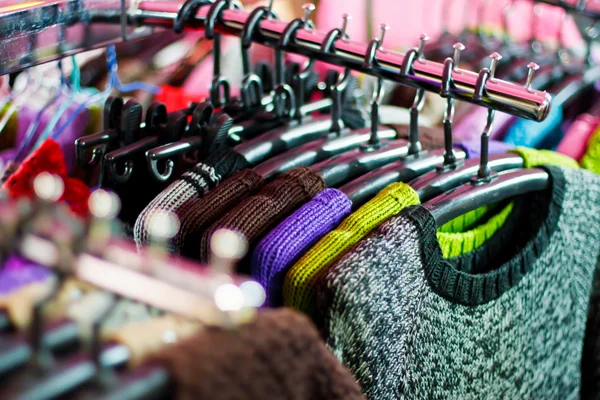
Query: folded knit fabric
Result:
<box><xmin>134</xmin><ymin>147</ymin><xmax>251</xmax><ymax>251</ymax></box>
<box><xmin>251</xmin><ymin>188</ymin><xmax>352</xmax><ymax>306</ymax></box>
<box><xmin>557</xmin><ymin>114</ymin><xmax>600</xmax><ymax>161</ymax></box>
<box><xmin>580</xmin><ymin>125</ymin><xmax>600</xmax><ymax>175</ymax></box>
<box><xmin>283</xmin><ymin>148</ymin><xmax>580</xmax><ymax>316</ymax></box>
<box><xmin>199</xmin><ymin>167</ymin><xmax>326</xmax><ymax>269</ymax></box>
<box><xmin>152</xmin><ymin>308</ymin><xmax>365</xmax><ymax>400</ymax></box>
<box><xmin>503</xmin><ymin>104</ymin><xmax>564</xmax><ymax>149</ymax></box>
<box><xmin>178</xmin><ymin>169</ymin><xmax>264</xmax><ymax>258</ymax></box>
<box><xmin>318</xmin><ymin>166</ymin><xmax>600</xmax><ymax>399</ymax></box>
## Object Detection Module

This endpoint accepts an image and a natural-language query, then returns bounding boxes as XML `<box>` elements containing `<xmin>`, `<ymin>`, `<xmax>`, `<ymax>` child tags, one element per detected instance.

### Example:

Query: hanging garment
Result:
<box><xmin>283</xmin><ymin>148</ymin><xmax>579</xmax><ymax>315</ymax></box>
<box><xmin>580</xmin><ymin>125</ymin><xmax>600</xmax><ymax>175</ymax></box>
<box><xmin>317</xmin><ymin>165</ymin><xmax>600</xmax><ymax>399</ymax></box>
<box><xmin>151</xmin><ymin>308</ymin><xmax>365</xmax><ymax>400</ymax></box>
<box><xmin>133</xmin><ymin>146</ymin><xmax>251</xmax><ymax>249</ymax></box>
<box><xmin>503</xmin><ymin>104</ymin><xmax>565</xmax><ymax>149</ymax></box>
<box><xmin>198</xmin><ymin>167</ymin><xmax>326</xmax><ymax>268</ymax></box>
<box><xmin>556</xmin><ymin>114</ymin><xmax>600</xmax><ymax>161</ymax></box>
<box><xmin>251</xmin><ymin>189</ymin><xmax>352</xmax><ymax>306</ymax></box>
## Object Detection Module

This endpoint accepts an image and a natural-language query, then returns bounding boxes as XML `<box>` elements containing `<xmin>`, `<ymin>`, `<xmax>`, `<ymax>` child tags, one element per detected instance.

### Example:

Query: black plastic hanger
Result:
<box><xmin>103</xmin><ymin>102</ymin><xmax>194</xmax><ymax>184</ymax></box>
<box><xmin>423</xmin><ymin>67</ymin><xmax>550</xmax><ymax>226</ymax></box>
<box><xmin>74</xmin><ymin>97</ymin><xmax>124</xmax><ymax>170</ymax></box>
<box><xmin>340</xmin><ymin>45</ymin><xmax>476</xmax><ymax>209</ymax></box>
<box><xmin>252</xmin><ymin>15</ymin><xmax>395</xmax><ymax>179</ymax></box>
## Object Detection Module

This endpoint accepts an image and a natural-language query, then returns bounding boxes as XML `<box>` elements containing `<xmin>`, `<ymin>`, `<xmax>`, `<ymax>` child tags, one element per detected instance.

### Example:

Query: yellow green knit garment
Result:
<box><xmin>283</xmin><ymin>147</ymin><xmax>580</xmax><ymax>315</ymax></box>
<box><xmin>580</xmin><ymin>126</ymin><xmax>600</xmax><ymax>175</ymax></box>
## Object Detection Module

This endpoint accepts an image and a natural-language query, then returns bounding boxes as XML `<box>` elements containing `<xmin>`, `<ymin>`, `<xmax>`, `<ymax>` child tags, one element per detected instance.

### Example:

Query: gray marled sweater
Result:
<box><xmin>317</xmin><ymin>166</ymin><xmax>600</xmax><ymax>399</ymax></box>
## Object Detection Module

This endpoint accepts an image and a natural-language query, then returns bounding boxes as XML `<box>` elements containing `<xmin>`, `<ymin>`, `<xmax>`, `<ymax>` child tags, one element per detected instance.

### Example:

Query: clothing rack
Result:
<box><xmin>533</xmin><ymin>0</ymin><xmax>600</xmax><ymax>19</ymax></box>
<box><xmin>0</xmin><ymin>0</ymin><xmax>552</xmax><ymax>122</ymax></box>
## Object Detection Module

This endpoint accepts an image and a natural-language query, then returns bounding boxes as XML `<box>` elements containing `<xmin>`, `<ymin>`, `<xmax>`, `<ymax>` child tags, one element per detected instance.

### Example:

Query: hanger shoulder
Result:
<box><xmin>340</xmin><ymin>149</ymin><xmax>466</xmax><ymax>208</ymax></box>
<box><xmin>253</xmin><ymin>126</ymin><xmax>397</xmax><ymax>179</ymax></box>
<box><xmin>424</xmin><ymin>168</ymin><xmax>550</xmax><ymax>227</ymax></box>
<box><xmin>411</xmin><ymin>153</ymin><xmax>525</xmax><ymax>202</ymax></box>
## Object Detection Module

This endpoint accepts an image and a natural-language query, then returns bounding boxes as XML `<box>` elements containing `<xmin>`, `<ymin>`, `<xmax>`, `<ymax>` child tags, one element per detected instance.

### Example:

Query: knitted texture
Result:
<box><xmin>510</xmin><ymin>146</ymin><xmax>579</xmax><ymax>169</ymax></box>
<box><xmin>582</xmin><ymin>264</ymin><xmax>600</xmax><ymax>399</ymax></box>
<box><xmin>284</xmin><ymin>148</ymin><xmax>581</xmax><ymax>316</ymax></box>
<box><xmin>251</xmin><ymin>188</ymin><xmax>352</xmax><ymax>307</ymax></box>
<box><xmin>3</xmin><ymin>139</ymin><xmax>90</xmax><ymax>217</ymax></box>
<box><xmin>199</xmin><ymin>167</ymin><xmax>326</xmax><ymax>269</ymax></box>
<box><xmin>134</xmin><ymin>147</ymin><xmax>250</xmax><ymax>251</ymax></box>
<box><xmin>152</xmin><ymin>309</ymin><xmax>365</xmax><ymax>400</ymax></box>
<box><xmin>177</xmin><ymin>169</ymin><xmax>264</xmax><ymax>258</ymax></box>
<box><xmin>580</xmin><ymin>126</ymin><xmax>600</xmax><ymax>175</ymax></box>
<box><xmin>436</xmin><ymin>202</ymin><xmax>514</xmax><ymax>258</ymax></box>
<box><xmin>283</xmin><ymin>182</ymin><xmax>420</xmax><ymax>315</ymax></box>
<box><xmin>318</xmin><ymin>166</ymin><xmax>600</xmax><ymax>399</ymax></box>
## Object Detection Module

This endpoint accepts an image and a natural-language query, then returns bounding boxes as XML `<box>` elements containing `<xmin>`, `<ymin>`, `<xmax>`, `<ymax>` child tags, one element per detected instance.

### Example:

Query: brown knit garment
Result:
<box><xmin>199</xmin><ymin>167</ymin><xmax>326</xmax><ymax>267</ymax></box>
<box><xmin>391</xmin><ymin>124</ymin><xmax>446</xmax><ymax>150</ymax></box>
<box><xmin>152</xmin><ymin>309</ymin><xmax>365</xmax><ymax>400</ymax></box>
<box><xmin>179</xmin><ymin>169</ymin><xmax>264</xmax><ymax>259</ymax></box>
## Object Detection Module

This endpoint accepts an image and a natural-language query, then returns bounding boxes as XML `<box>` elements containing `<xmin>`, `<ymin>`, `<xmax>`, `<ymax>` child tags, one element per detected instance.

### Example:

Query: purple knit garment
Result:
<box><xmin>251</xmin><ymin>188</ymin><xmax>352</xmax><ymax>307</ymax></box>
<box><xmin>0</xmin><ymin>255</ymin><xmax>52</xmax><ymax>295</ymax></box>
<box><xmin>455</xmin><ymin>108</ymin><xmax>515</xmax><ymax>142</ymax></box>
<box><xmin>454</xmin><ymin>139</ymin><xmax>514</xmax><ymax>159</ymax></box>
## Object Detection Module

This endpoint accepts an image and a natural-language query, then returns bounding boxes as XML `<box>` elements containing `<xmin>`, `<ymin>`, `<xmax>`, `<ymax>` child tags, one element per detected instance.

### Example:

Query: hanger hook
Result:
<box><xmin>205</xmin><ymin>0</ymin><xmax>241</xmax><ymax>107</ymax></box>
<box><xmin>320</xmin><ymin>17</ymin><xmax>352</xmax><ymax>135</ymax></box>
<box><xmin>278</xmin><ymin>4</ymin><xmax>318</xmax><ymax>119</ymax></box>
<box><xmin>472</xmin><ymin>67</ymin><xmax>496</xmax><ymax>183</ymax></box>
<box><xmin>173</xmin><ymin>0</ymin><xmax>213</xmax><ymax>34</ymax></box>
<box><xmin>240</xmin><ymin>5</ymin><xmax>279</xmax><ymax>109</ymax></box>
<box><xmin>439</xmin><ymin>42</ymin><xmax>464</xmax><ymax>170</ymax></box>
<box><xmin>148</xmin><ymin>156</ymin><xmax>175</xmax><ymax>182</ymax></box>
<box><xmin>106</xmin><ymin>158</ymin><xmax>134</xmax><ymax>184</ymax></box>
<box><xmin>406</xmin><ymin>33</ymin><xmax>429</xmax><ymax>155</ymax></box>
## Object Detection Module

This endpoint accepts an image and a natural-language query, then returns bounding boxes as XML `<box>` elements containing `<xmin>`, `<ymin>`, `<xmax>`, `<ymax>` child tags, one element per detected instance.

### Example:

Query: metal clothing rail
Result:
<box><xmin>0</xmin><ymin>0</ymin><xmax>552</xmax><ymax>122</ymax></box>
<box><xmin>533</xmin><ymin>0</ymin><xmax>600</xmax><ymax>19</ymax></box>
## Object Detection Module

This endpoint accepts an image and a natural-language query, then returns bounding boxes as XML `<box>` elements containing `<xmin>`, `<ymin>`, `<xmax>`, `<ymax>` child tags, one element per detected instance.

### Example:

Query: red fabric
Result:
<box><xmin>3</xmin><ymin>139</ymin><xmax>90</xmax><ymax>217</ymax></box>
<box><xmin>156</xmin><ymin>86</ymin><xmax>206</xmax><ymax>112</ymax></box>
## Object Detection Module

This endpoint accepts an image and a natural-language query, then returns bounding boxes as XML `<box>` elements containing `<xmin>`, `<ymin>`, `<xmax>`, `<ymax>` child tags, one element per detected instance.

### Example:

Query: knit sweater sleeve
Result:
<box><xmin>283</xmin><ymin>182</ymin><xmax>420</xmax><ymax>315</ymax></box>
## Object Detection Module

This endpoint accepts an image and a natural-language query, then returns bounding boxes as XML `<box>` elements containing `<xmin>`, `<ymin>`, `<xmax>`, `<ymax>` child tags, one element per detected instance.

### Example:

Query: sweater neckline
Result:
<box><xmin>406</xmin><ymin>166</ymin><xmax>567</xmax><ymax>306</ymax></box>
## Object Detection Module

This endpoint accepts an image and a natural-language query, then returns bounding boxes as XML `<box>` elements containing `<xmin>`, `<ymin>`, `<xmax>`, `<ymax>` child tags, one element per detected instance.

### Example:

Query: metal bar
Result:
<box><xmin>0</xmin><ymin>0</ymin><xmax>552</xmax><ymax>121</ymax></box>
<box><xmin>130</xmin><ymin>1</ymin><xmax>551</xmax><ymax>121</ymax></box>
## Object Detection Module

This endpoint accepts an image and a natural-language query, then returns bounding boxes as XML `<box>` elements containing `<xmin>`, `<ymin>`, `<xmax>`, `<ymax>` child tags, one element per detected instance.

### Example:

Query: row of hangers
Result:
<box><xmin>68</xmin><ymin>0</ymin><xmax>597</xmax><ymax>230</ymax></box>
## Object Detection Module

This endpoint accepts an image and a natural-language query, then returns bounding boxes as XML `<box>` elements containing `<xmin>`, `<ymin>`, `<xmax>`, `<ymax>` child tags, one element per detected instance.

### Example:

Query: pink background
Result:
<box><xmin>314</xmin><ymin>0</ymin><xmax>594</xmax><ymax>50</ymax></box>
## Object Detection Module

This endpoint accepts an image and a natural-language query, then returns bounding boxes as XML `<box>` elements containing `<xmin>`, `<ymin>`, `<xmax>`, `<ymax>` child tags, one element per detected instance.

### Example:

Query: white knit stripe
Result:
<box><xmin>134</xmin><ymin>164</ymin><xmax>221</xmax><ymax>251</ymax></box>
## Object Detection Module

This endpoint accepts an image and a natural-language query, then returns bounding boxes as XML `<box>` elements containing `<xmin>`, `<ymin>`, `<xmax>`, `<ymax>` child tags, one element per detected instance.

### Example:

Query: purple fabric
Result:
<box><xmin>0</xmin><ymin>96</ymin><xmax>90</xmax><ymax>172</ymax></box>
<box><xmin>455</xmin><ymin>108</ymin><xmax>516</xmax><ymax>143</ymax></box>
<box><xmin>454</xmin><ymin>140</ymin><xmax>515</xmax><ymax>159</ymax></box>
<box><xmin>251</xmin><ymin>188</ymin><xmax>352</xmax><ymax>307</ymax></box>
<box><xmin>0</xmin><ymin>255</ymin><xmax>52</xmax><ymax>295</ymax></box>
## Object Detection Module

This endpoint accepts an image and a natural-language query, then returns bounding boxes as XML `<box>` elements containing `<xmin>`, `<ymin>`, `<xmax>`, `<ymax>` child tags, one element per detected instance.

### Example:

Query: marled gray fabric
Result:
<box><xmin>318</xmin><ymin>166</ymin><xmax>600</xmax><ymax>399</ymax></box>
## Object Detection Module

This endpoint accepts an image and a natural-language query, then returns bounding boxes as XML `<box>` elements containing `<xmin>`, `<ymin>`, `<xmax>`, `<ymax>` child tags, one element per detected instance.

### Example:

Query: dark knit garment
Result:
<box><xmin>318</xmin><ymin>166</ymin><xmax>600</xmax><ymax>399</ymax></box>
<box><xmin>583</xmin><ymin>265</ymin><xmax>600</xmax><ymax>399</ymax></box>
<box><xmin>179</xmin><ymin>169</ymin><xmax>264</xmax><ymax>258</ymax></box>
<box><xmin>134</xmin><ymin>147</ymin><xmax>250</xmax><ymax>250</ymax></box>
<box><xmin>199</xmin><ymin>167</ymin><xmax>326</xmax><ymax>269</ymax></box>
<box><xmin>152</xmin><ymin>309</ymin><xmax>365</xmax><ymax>400</ymax></box>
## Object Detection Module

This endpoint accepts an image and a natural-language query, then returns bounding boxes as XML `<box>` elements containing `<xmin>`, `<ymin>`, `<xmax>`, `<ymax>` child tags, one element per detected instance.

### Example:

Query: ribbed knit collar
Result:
<box><xmin>405</xmin><ymin>166</ymin><xmax>567</xmax><ymax>306</ymax></box>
